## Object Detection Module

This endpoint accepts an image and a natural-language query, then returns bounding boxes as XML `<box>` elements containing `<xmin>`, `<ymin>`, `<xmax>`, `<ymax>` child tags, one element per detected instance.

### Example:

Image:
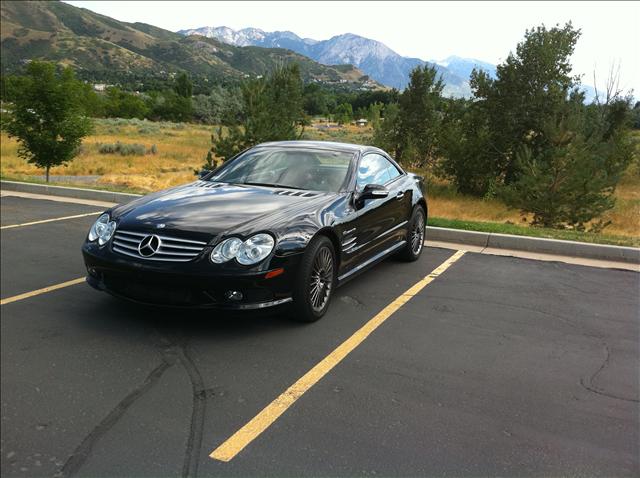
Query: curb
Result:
<box><xmin>2</xmin><ymin>180</ymin><xmax>639</xmax><ymax>265</ymax></box>
<box><xmin>1</xmin><ymin>180</ymin><xmax>140</xmax><ymax>205</ymax></box>
<box><xmin>426</xmin><ymin>226</ymin><xmax>639</xmax><ymax>264</ymax></box>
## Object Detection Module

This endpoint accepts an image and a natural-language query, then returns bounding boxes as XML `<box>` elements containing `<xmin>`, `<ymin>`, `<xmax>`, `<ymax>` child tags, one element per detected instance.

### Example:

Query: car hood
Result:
<box><xmin>112</xmin><ymin>181</ymin><xmax>335</xmax><ymax>242</ymax></box>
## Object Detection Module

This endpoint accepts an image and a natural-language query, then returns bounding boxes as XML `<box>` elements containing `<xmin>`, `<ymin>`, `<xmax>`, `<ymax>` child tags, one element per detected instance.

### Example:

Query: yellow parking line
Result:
<box><xmin>209</xmin><ymin>249</ymin><xmax>467</xmax><ymax>462</ymax></box>
<box><xmin>0</xmin><ymin>277</ymin><xmax>86</xmax><ymax>306</ymax></box>
<box><xmin>1</xmin><ymin>212</ymin><xmax>101</xmax><ymax>230</ymax></box>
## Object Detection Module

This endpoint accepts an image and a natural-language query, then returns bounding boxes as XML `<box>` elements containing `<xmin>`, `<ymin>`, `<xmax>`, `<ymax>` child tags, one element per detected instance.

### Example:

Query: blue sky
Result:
<box><xmin>66</xmin><ymin>1</ymin><xmax>639</xmax><ymax>94</ymax></box>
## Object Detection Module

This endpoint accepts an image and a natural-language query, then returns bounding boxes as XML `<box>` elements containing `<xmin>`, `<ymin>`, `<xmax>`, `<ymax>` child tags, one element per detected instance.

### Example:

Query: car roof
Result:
<box><xmin>254</xmin><ymin>140</ymin><xmax>385</xmax><ymax>155</ymax></box>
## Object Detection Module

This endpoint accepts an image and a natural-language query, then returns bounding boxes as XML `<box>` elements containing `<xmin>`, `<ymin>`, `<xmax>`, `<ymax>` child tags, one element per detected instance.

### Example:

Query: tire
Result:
<box><xmin>290</xmin><ymin>235</ymin><xmax>336</xmax><ymax>322</ymax></box>
<box><xmin>397</xmin><ymin>206</ymin><xmax>426</xmax><ymax>262</ymax></box>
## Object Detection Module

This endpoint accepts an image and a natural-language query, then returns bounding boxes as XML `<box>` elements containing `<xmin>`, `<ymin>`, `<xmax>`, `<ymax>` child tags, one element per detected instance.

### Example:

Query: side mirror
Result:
<box><xmin>198</xmin><ymin>169</ymin><xmax>211</xmax><ymax>179</ymax></box>
<box><xmin>355</xmin><ymin>183</ymin><xmax>389</xmax><ymax>208</ymax></box>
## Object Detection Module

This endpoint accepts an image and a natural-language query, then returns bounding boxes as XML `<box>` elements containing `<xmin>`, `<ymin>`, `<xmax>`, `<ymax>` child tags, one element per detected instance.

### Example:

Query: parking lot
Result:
<box><xmin>1</xmin><ymin>193</ymin><xmax>638</xmax><ymax>477</ymax></box>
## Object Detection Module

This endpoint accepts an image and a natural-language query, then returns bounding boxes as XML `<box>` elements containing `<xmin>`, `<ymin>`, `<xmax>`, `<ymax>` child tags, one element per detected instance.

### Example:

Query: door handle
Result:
<box><xmin>395</xmin><ymin>191</ymin><xmax>405</xmax><ymax>200</ymax></box>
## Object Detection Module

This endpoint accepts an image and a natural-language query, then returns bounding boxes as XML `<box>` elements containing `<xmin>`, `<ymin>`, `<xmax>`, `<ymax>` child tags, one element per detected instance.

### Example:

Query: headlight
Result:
<box><xmin>88</xmin><ymin>213</ymin><xmax>116</xmax><ymax>246</ymax></box>
<box><xmin>210</xmin><ymin>233</ymin><xmax>275</xmax><ymax>265</ymax></box>
<box><xmin>210</xmin><ymin>237</ymin><xmax>243</xmax><ymax>263</ymax></box>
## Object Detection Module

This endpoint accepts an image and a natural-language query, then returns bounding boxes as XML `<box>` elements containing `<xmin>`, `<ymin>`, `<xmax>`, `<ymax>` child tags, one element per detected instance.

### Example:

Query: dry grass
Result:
<box><xmin>1</xmin><ymin>119</ymin><xmax>638</xmax><ymax>238</ymax></box>
<box><xmin>1</xmin><ymin>119</ymin><xmax>212</xmax><ymax>192</ymax></box>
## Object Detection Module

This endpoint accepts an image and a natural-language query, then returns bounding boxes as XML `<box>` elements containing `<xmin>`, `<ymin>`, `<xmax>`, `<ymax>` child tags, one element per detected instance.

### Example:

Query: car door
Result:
<box><xmin>339</xmin><ymin>153</ymin><xmax>406</xmax><ymax>273</ymax></box>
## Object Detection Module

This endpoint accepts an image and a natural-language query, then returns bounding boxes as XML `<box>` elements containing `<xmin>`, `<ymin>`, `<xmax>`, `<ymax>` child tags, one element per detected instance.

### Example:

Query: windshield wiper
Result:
<box><xmin>242</xmin><ymin>182</ymin><xmax>305</xmax><ymax>190</ymax></box>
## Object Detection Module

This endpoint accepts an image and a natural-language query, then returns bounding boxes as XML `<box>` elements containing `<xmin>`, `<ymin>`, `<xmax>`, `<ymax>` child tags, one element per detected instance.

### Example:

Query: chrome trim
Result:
<box><xmin>342</xmin><ymin>236</ymin><xmax>357</xmax><ymax>247</ymax></box>
<box><xmin>338</xmin><ymin>241</ymin><xmax>406</xmax><ymax>281</ymax></box>
<box><xmin>116</xmin><ymin>230</ymin><xmax>207</xmax><ymax>245</ymax></box>
<box><xmin>112</xmin><ymin>246</ymin><xmax>197</xmax><ymax>262</ymax></box>
<box><xmin>344</xmin><ymin>220</ymin><xmax>408</xmax><ymax>255</ymax></box>
<box><xmin>230</xmin><ymin>297</ymin><xmax>293</xmax><ymax>309</ymax></box>
<box><xmin>112</xmin><ymin>229</ymin><xmax>208</xmax><ymax>262</ymax></box>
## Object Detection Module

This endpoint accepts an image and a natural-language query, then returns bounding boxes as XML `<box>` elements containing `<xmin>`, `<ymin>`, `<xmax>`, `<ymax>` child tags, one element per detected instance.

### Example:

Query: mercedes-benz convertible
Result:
<box><xmin>82</xmin><ymin>141</ymin><xmax>427</xmax><ymax>322</ymax></box>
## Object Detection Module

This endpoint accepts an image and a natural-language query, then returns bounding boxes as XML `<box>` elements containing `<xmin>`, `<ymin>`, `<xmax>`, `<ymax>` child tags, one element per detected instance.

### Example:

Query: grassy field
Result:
<box><xmin>1</xmin><ymin>118</ymin><xmax>638</xmax><ymax>245</ymax></box>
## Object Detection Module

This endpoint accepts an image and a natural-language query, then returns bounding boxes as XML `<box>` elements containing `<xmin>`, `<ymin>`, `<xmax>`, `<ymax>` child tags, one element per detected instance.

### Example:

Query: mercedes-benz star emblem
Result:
<box><xmin>138</xmin><ymin>234</ymin><xmax>161</xmax><ymax>257</ymax></box>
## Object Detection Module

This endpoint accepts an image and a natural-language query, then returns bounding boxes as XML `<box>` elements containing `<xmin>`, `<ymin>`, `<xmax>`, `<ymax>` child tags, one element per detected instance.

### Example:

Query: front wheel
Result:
<box><xmin>290</xmin><ymin>236</ymin><xmax>336</xmax><ymax>322</ymax></box>
<box><xmin>397</xmin><ymin>206</ymin><xmax>426</xmax><ymax>262</ymax></box>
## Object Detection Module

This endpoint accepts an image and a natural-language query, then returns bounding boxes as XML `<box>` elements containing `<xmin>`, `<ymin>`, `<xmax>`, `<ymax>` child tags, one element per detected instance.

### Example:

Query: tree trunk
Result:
<box><xmin>45</xmin><ymin>166</ymin><xmax>50</xmax><ymax>183</ymax></box>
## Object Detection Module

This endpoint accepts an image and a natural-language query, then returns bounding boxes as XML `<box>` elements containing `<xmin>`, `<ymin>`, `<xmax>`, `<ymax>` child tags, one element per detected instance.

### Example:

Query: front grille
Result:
<box><xmin>112</xmin><ymin>229</ymin><xmax>208</xmax><ymax>262</ymax></box>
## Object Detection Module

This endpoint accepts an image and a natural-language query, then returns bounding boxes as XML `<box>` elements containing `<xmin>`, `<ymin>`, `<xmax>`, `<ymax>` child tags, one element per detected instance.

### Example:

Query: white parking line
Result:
<box><xmin>1</xmin><ymin>212</ymin><xmax>101</xmax><ymax>230</ymax></box>
<box><xmin>1</xmin><ymin>190</ymin><xmax>117</xmax><ymax>208</ymax></box>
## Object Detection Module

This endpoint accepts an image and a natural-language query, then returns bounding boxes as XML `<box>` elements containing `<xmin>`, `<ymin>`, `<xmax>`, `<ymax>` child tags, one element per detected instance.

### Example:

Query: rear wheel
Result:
<box><xmin>291</xmin><ymin>236</ymin><xmax>336</xmax><ymax>322</ymax></box>
<box><xmin>397</xmin><ymin>206</ymin><xmax>426</xmax><ymax>262</ymax></box>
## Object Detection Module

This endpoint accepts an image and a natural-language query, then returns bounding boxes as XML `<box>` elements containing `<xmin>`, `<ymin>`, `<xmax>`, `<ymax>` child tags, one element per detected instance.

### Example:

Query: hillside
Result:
<box><xmin>0</xmin><ymin>1</ymin><xmax>377</xmax><ymax>89</ymax></box>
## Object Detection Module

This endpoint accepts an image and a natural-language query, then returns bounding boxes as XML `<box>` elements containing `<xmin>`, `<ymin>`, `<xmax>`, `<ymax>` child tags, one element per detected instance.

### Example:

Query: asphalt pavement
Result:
<box><xmin>1</xmin><ymin>194</ymin><xmax>638</xmax><ymax>477</ymax></box>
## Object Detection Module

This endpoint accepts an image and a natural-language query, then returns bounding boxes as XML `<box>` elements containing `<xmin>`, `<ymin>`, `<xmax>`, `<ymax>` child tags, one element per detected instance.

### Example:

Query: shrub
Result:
<box><xmin>98</xmin><ymin>141</ymin><xmax>146</xmax><ymax>156</ymax></box>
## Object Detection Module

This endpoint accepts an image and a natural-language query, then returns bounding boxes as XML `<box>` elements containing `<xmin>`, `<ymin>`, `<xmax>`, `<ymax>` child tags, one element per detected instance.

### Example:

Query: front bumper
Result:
<box><xmin>82</xmin><ymin>242</ymin><xmax>302</xmax><ymax>309</ymax></box>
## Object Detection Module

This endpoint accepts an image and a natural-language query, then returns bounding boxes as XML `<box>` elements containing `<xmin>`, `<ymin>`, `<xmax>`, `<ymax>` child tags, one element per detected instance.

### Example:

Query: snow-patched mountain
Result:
<box><xmin>177</xmin><ymin>26</ymin><xmax>496</xmax><ymax>95</ymax></box>
<box><xmin>435</xmin><ymin>55</ymin><xmax>497</xmax><ymax>81</ymax></box>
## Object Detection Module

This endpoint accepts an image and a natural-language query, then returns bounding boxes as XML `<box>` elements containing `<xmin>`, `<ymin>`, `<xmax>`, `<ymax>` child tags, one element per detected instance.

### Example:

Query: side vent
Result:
<box><xmin>274</xmin><ymin>190</ymin><xmax>318</xmax><ymax>198</ymax></box>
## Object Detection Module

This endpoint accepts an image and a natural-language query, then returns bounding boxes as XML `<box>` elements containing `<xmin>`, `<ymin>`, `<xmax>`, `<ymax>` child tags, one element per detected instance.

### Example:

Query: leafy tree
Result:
<box><xmin>503</xmin><ymin>95</ymin><xmax>633</xmax><ymax>229</ymax></box>
<box><xmin>373</xmin><ymin>65</ymin><xmax>444</xmax><ymax>167</ymax></box>
<box><xmin>632</xmin><ymin>101</ymin><xmax>640</xmax><ymax>129</ymax></box>
<box><xmin>469</xmin><ymin>23</ymin><xmax>582</xmax><ymax>187</ymax></box>
<box><xmin>372</xmin><ymin>103</ymin><xmax>402</xmax><ymax>157</ymax></box>
<box><xmin>437</xmin><ymin>98</ymin><xmax>498</xmax><ymax>196</ymax></box>
<box><xmin>334</xmin><ymin>103</ymin><xmax>353</xmax><ymax>124</ymax></box>
<box><xmin>104</xmin><ymin>87</ymin><xmax>149</xmax><ymax>119</ymax></box>
<box><xmin>4</xmin><ymin>62</ymin><xmax>93</xmax><ymax>181</ymax></box>
<box><xmin>147</xmin><ymin>90</ymin><xmax>193</xmax><ymax>122</ymax></box>
<box><xmin>367</xmin><ymin>102</ymin><xmax>384</xmax><ymax>127</ymax></box>
<box><xmin>174</xmin><ymin>72</ymin><xmax>193</xmax><ymax>98</ymax></box>
<box><xmin>192</xmin><ymin>85</ymin><xmax>242</xmax><ymax>124</ymax></box>
<box><xmin>204</xmin><ymin>64</ymin><xmax>305</xmax><ymax>164</ymax></box>
<box><xmin>396</xmin><ymin>65</ymin><xmax>444</xmax><ymax>167</ymax></box>
<box><xmin>303</xmin><ymin>83</ymin><xmax>331</xmax><ymax>117</ymax></box>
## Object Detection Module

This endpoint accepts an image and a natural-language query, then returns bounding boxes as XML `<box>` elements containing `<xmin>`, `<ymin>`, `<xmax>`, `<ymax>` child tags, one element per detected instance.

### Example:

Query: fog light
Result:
<box><xmin>225</xmin><ymin>290</ymin><xmax>243</xmax><ymax>301</ymax></box>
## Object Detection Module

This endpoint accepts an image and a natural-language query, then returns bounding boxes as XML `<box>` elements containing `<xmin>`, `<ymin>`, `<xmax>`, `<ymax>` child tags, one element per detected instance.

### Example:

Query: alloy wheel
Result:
<box><xmin>411</xmin><ymin>211</ymin><xmax>425</xmax><ymax>255</ymax></box>
<box><xmin>309</xmin><ymin>246</ymin><xmax>334</xmax><ymax>312</ymax></box>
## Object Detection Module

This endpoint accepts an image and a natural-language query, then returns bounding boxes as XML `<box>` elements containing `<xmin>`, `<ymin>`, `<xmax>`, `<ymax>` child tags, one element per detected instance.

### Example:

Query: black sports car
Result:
<box><xmin>82</xmin><ymin>141</ymin><xmax>427</xmax><ymax>322</ymax></box>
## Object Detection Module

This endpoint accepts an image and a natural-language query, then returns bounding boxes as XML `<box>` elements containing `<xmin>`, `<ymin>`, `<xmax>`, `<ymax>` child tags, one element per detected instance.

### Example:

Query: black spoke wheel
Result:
<box><xmin>291</xmin><ymin>236</ymin><xmax>336</xmax><ymax>322</ymax></box>
<box><xmin>397</xmin><ymin>206</ymin><xmax>426</xmax><ymax>262</ymax></box>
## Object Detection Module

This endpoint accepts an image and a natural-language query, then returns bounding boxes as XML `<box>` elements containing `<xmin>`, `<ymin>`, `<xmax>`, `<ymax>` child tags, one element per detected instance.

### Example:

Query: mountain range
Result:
<box><xmin>0</xmin><ymin>1</ymin><xmax>374</xmax><ymax>89</ymax></box>
<box><xmin>178</xmin><ymin>26</ymin><xmax>499</xmax><ymax>96</ymax></box>
<box><xmin>0</xmin><ymin>2</ymin><xmax>596</xmax><ymax>101</ymax></box>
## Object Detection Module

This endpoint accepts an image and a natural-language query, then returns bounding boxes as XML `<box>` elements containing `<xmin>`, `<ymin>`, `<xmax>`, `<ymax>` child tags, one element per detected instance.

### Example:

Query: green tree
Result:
<box><xmin>367</xmin><ymin>102</ymin><xmax>384</xmax><ymax>127</ymax></box>
<box><xmin>303</xmin><ymin>83</ymin><xmax>330</xmax><ymax>117</ymax></box>
<box><xmin>147</xmin><ymin>90</ymin><xmax>193</xmax><ymax>122</ymax></box>
<box><xmin>104</xmin><ymin>87</ymin><xmax>149</xmax><ymax>119</ymax></box>
<box><xmin>372</xmin><ymin>65</ymin><xmax>444</xmax><ymax>167</ymax></box>
<box><xmin>204</xmin><ymin>64</ymin><xmax>305</xmax><ymax>164</ymax></box>
<box><xmin>503</xmin><ymin>96</ymin><xmax>633</xmax><ymax>229</ymax></box>
<box><xmin>334</xmin><ymin>103</ymin><xmax>353</xmax><ymax>124</ymax></box>
<box><xmin>469</xmin><ymin>23</ymin><xmax>582</xmax><ymax>187</ymax></box>
<box><xmin>372</xmin><ymin>103</ymin><xmax>402</xmax><ymax>157</ymax></box>
<box><xmin>174</xmin><ymin>72</ymin><xmax>193</xmax><ymax>98</ymax></box>
<box><xmin>396</xmin><ymin>65</ymin><xmax>444</xmax><ymax>167</ymax></box>
<box><xmin>437</xmin><ymin>98</ymin><xmax>497</xmax><ymax>196</ymax></box>
<box><xmin>4</xmin><ymin>62</ymin><xmax>93</xmax><ymax>182</ymax></box>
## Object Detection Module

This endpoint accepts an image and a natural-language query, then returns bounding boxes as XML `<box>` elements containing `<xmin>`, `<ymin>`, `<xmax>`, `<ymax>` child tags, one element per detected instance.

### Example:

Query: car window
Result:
<box><xmin>386</xmin><ymin>158</ymin><xmax>402</xmax><ymax>181</ymax></box>
<box><xmin>357</xmin><ymin>154</ymin><xmax>400</xmax><ymax>189</ymax></box>
<box><xmin>209</xmin><ymin>148</ymin><xmax>353</xmax><ymax>192</ymax></box>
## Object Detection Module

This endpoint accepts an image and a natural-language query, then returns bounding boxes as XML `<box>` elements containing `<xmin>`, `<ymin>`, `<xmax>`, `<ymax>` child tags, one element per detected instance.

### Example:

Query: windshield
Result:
<box><xmin>208</xmin><ymin>148</ymin><xmax>353</xmax><ymax>192</ymax></box>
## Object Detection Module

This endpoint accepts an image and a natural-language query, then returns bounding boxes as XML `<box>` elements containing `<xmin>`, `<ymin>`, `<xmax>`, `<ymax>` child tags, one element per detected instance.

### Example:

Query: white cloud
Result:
<box><xmin>65</xmin><ymin>0</ymin><xmax>639</xmax><ymax>93</ymax></box>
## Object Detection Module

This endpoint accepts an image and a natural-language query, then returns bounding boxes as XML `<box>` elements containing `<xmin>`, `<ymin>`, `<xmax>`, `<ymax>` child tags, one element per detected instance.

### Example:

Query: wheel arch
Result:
<box><xmin>314</xmin><ymin>227</ymin><xmax>342</xmax><ymax>270</ymax></box>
